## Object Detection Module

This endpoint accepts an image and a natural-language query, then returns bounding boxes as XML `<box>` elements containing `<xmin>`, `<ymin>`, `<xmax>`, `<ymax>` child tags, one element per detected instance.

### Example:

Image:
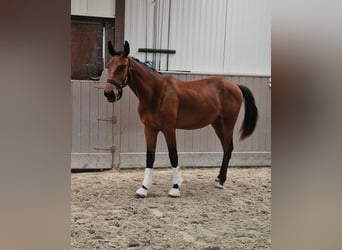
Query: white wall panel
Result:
<box><xmin>125</xmin><ymin>0</ymin><xmax>271</xmax><ymax>75</ymax></box>
<box><xmin>125</xmin><ymin>0</ymin><xmax>167</xmax><ymax>69</ymax></box>
<box><xmin>224</xmin><ymin>0</ymin><xmax>271</xmax><ymax>75</ymax></box>
<box><xmin>71</xmin><ymin>0</ymin><xmax>115</xmax><ymax>18</ymax></box>
<box><xmin>125</xmin><ymin>0</ymin><xmax>150</xmax><ymax>59</ymax></box>
<box><xmin>71</xmin><ymin>0</ymin><xmax>87</xmax><ymax>16</ymax></box>
<box><xmin>168</xmin><ymin>0</ymin><xmax>227</xmax><ymax>72</ymax></box>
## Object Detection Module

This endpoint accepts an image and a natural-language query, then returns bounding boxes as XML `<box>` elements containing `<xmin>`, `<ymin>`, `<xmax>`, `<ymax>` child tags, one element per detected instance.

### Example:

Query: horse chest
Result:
<box><xmin>138</xmin><ymin>108</ymin><xmax>161</xmax><ymax>129</ymax></box>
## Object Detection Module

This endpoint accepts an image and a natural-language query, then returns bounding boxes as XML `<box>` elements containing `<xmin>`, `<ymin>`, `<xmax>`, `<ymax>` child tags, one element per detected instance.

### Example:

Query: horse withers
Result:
<box><xmin>104</xmin><ymin>41</ymin><xmax>258</xmax><ymax>198</ymax></box>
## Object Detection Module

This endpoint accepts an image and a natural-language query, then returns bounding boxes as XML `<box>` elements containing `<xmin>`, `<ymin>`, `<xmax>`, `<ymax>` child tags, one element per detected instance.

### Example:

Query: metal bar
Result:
<box><xmin>94</xmin><ymin>86</ymin><xmax>105</xmax><ymax>89</ymax></box>
<box><xmin>138</xmin><ymin>48</ymin><xmax>176</xmax><ymax>54</ymax></box>
<box><xmin>166</xmin><ymin>0</ymin><xmax>172</xmax><ymax>70</ymax></box>
<box><xmin>111</xmin><ymin>95</ymin><xmax>116</xmax><ymax>168</ymax></box>
<box><xmin>97</xmin><ymin>116</ymin><xmax>116</xmax><ymax>123</ymax></box>
<box><xmin>153</xmin><ymin>0</ymin><xmax>157</xmax><ymax>66</ymax></box>
<box><xmin>94</xmin><ymin>146</ymin><xmax>116</xmax><ymax>152</ymax></box>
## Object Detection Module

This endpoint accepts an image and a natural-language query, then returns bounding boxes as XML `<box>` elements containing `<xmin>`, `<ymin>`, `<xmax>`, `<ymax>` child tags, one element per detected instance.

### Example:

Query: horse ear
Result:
<box><xmin>124</xmin><ymin>41</ymin><xmax>130</xmax><ymax>57</ymax></box>
<box><xmin>108</xmin><ymin>41</ymin><xmax>115</xmax><ymax>56</ymax></box>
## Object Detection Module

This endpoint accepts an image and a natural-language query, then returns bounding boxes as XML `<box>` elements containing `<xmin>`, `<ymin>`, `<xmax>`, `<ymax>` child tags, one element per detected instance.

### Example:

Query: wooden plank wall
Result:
<box><xmin>72</xmin><ymin>80</ymin><xmax>115</xmax><ymax>154</ymax></box>
<box><xmin>72</xmin><ymin>73</ymin><xmax>271</xmax><ymax>163</ymax></box>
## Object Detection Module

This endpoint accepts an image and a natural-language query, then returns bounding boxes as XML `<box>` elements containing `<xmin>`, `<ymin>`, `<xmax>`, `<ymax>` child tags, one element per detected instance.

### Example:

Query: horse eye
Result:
<box><xmin>115</xmin><ymin>64</ymin><xmax>126</xmax><ymax>73</ymax></box>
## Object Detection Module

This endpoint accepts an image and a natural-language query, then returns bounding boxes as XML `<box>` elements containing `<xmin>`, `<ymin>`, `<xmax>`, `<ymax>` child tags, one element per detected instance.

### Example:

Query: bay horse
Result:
<box><xmin>104</xmin><ymin>41</ymin><xmax>258</xmax><ymax>198</ymax></box>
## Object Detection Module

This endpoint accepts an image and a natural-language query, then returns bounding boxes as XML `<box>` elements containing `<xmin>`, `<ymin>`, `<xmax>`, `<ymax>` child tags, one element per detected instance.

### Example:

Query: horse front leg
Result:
<box><xmin>136</xmin><ymin>126</ymin><xmax>159</xmax><ymax>198</ymax></box>
<box><xmin>163</xmin><ymin>128</ymin><xmax>183</xmax><ymax>197</ymax></box>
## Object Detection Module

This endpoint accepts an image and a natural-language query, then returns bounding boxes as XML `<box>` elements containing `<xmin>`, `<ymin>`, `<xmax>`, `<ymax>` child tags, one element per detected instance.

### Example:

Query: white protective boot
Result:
<box><xmin>215</xmin><ymin>177</ymin><xmax>224</xmax><ymax>189</ymax></box>
<box><xmin>168</xmin><ymin>167</ymin><xmax>183</xmax><ymax>197</ymax></box>
<box><xmin>136</xmin><ymin>168</ymin><xmax>153</xmax><ymax>198</ymax></box>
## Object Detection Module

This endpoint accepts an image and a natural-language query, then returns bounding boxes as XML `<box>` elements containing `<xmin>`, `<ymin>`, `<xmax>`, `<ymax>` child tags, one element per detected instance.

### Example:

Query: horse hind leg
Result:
<box><xmin>216</xmin><ymin>139</ymin><xmax>233</xmax><ymax>188</ymax></box>
<box><xmin>211</xmin><ymin>117</ymin><xmax>234</xmax><ymax>188</ymax></box>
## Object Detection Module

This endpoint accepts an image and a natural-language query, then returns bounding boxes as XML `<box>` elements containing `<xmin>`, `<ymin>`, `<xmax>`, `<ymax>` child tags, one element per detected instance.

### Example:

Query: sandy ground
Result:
<box><xmin>71</xmin><ymin>167</ymin><xmax>271</xmax><ymax>250</ymax></box>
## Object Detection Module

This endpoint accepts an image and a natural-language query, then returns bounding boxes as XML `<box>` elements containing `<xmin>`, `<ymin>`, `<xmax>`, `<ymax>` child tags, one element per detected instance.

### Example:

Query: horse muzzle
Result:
<box><xmin>104</xmin><ymin>88</ymin><xmax>123</xmax><ymax>102</ymax></box>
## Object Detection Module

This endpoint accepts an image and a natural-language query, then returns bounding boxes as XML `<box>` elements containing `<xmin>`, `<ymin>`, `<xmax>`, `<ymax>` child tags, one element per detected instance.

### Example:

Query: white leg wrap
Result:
<box><xmin>172</xmin><ymin>167</ymin><xmax>183</xmax><ymax>187</ymax></box>
<box><xmin>136</xmin><ymin>187</ymin><xmax>148</xmax><ymax>198</ymax></box>
<box><xmin>168</xmin><ymin>187</ymin><xmax>181</xmax><ymax>197</ymax></box>
<box><xmin>168</xmin><ymin>167</ymin><xmax>183</xmax><ymax>197</ymax></box>
<box><xmin>142</xmin><ymin>168</ymin><xmax>153</xmax><ymax>189</ymax></box>
<box><xmin>136</xmin><ymin>168</ymin><xmax>153</xmax><ymax>198</ymax></box>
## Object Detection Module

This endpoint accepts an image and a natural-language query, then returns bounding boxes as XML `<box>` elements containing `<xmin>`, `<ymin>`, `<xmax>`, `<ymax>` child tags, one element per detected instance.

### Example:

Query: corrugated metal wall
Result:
<box><xmin>125</xmin><ymin>0</ymin><xmax>271</xmax><ymax>75</ymax></box>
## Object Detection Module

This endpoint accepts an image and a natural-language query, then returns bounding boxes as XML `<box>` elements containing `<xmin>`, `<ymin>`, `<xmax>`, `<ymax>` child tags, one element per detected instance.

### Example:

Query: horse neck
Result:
<box><xmin>128</xmin><ymin>58</ymin><xmax>163</xmax><ymax>104</ymax></box>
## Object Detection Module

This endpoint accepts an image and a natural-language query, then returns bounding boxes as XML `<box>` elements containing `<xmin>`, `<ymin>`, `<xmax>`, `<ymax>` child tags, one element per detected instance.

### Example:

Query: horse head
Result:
<box><xmin>104</xmin><ymin>41</ymin><xmax>131</xmax><ymax>102</ymax></box>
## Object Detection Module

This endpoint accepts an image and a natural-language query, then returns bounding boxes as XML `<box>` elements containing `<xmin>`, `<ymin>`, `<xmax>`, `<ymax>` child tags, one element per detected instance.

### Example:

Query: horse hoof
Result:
<box><xmin>136</xmin><ymin>187</ymin><xmax>148</xmax><ymax>198</ymax></box>
<box><xmin>215</xmin><ymin>182</ymin><xmax>224</xmax><ymax>189</ymax></box>
<box><xmin>168</xmin><ymin>188</ymin><xmax>181</xmax><ymax>197</ymax></box>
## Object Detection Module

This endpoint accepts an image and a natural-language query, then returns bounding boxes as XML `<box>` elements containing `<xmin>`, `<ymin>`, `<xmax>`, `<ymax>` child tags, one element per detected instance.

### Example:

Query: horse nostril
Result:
<box><xmin>104</xmin><ymin>91</ymin><xmax>114</xmax><ymax>99</ymax></box>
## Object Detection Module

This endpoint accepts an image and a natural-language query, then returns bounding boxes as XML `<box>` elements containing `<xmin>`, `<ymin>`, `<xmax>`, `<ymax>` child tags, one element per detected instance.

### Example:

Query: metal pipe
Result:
<box><xmin>158</xmin><ymin>0</ymin><xmax>164</xmax><ymax>70</ymax></box>
<box><xmin>138</xmin><ymin>48</ymin><xmax>176</xmax><ymax>54</ymax></box>
<box><xmin>153</xmin><ymin>0</ymin><xmax>157</xmax><ymax>68</ymax></box>
<box><xmin>166</xmin><ymin>0</ymin><xmax>172</xmax><ymax>71</ymax></box>
<box><xmin>145</xmin><ymin>0</ymin><xmax>148</xmax><ymax>62</ymax></box>
<box><xmin>222</xmin><ymin>0</ymin><xmax>229</xmax><ymax>71</ymax></box>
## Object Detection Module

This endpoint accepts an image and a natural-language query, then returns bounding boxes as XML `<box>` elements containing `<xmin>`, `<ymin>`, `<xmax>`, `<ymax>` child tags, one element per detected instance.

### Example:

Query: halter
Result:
<box><xmin>106</xmin><ymin>75</ymin><xmax>129</xmax><ymax>89</ymax></box>
<box><xmin>106</xmin><ymin>58</ymin><xmax>131</xmax><ymax>101</ymax></box>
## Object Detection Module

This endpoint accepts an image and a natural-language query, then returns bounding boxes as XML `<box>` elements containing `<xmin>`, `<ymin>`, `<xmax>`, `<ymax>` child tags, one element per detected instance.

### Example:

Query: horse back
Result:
<box><xmin>163</xmin><ymin>76</ymin><xmax>243</xmax><ymax>104</ymax></box>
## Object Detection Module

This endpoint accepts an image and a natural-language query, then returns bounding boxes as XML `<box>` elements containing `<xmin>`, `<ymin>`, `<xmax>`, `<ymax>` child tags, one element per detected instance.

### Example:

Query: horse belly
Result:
<box><xmin>176</xmin><ymin>107</ymin><xmax>219</xmax><ymax>130</ymax></box>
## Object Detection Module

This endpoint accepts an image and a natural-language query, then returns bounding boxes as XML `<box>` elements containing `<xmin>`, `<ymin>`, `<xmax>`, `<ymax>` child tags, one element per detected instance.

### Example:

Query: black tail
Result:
<box><xmin>238</xmin><ymin>85</ymin><xmax>258</xmax><ymax>140</ymax></box>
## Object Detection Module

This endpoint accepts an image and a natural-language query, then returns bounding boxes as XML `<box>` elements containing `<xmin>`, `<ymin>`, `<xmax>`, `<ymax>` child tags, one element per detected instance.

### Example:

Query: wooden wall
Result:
<box><xmin>72</xmin><ymin>80</ymin><xmax>113</xmax><ymax>154</ymax></box>
<box><xmin>71</xmin><ymin>72</ymin><xmax>271</xmax><ymax>168</ymax></box>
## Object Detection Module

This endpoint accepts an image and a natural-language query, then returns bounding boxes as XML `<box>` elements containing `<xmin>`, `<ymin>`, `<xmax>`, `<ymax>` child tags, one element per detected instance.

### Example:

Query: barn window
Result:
<box><xmin>71</xmin><ymin>16</ymin><xmax>114</xmax><ymax>80</ymax></box>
